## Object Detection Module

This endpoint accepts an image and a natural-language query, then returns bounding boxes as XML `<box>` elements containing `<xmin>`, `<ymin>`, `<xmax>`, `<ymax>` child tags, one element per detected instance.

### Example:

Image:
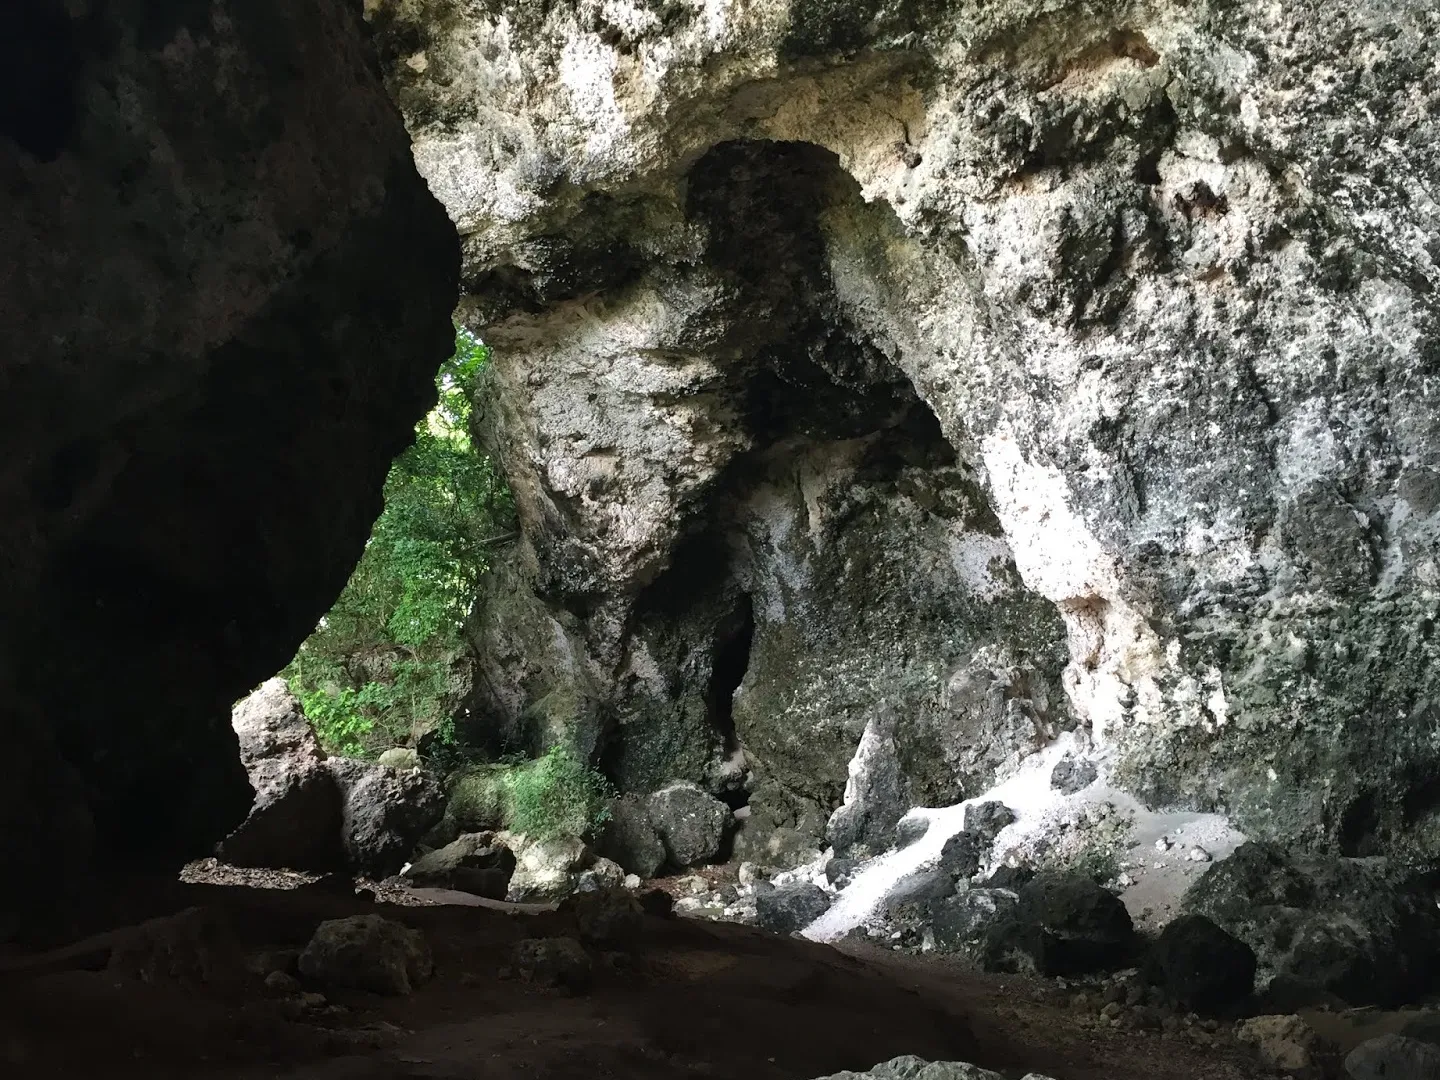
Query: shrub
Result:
<box><xmin>448</xmin><ymin>747</ymin><xmax>614</xmax><ymax>842</ymax></box>
<box><xmin>283</xmin><ymin>325</ymin><xmax>513</xmax><ymax>755</ymax></box>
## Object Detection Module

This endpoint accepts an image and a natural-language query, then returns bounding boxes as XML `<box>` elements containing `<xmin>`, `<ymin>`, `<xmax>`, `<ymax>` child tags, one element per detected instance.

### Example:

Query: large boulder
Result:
<box><xmin>1144</xmin><ymin>914</ymin><xmax>1257</xmax><ymax>1012</ymax></box>
<box><xmin>401</xmin><ymin>833</ymin><xmax>515</xmax><ymax>899</ymax></box>
<box><xmin>646</xmin><ymin>782</ymin><xmax>731</xmax><ymax>870</ymax></box>
<box><xmin>218</xmin><ymin>679</ymin><xmax>341</xmax><ymax>870</ymax></box>
<box><xmin>328</xmin><ymin>757</ymin><xmax>445</xmax><ymax>878</ymax></box>
<box><xmin>299</xmin><ymin>914</ymin><xmax>432</xmax><ymax>995</ymax></box>
<box><xmin>986</xmin><ymin>873</ymin><xmax>1135</xmax><ymax>976</ymax></box>
<box><xmin>1345</xmin><ymin>1035</ymin><xmax>1440</xmax><ymax>1080</ymax></box>
<box><xmin>0</xmin><ymin>0</ymin><xmax>457</xmax><ymax>889</ymax></box>
<box><xmin>595</xmin><ymin>796</ymin><xmax>666</xmax><ymax>879</ymax></box>
<box><xmin>1184</xmin><ymin>842</ymin><xmax>1440</xmax><ymax>1006</ymax></box>
<box><xmin>755</xmin><ymin>882</ymin><xmax>833</xmax><ymax>936</ymax></box>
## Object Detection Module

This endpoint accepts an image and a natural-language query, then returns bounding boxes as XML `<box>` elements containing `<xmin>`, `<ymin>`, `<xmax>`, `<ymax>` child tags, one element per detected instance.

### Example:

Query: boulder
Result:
<box><xmin>298</xmin><ymin>914</ymin><xmax>432</xmax><ymax>995</ymax></box>
<box><xmin>932</xmin><ymin>889</ymin><xmax>1021</xmax><ymax>953</ymax></box>
<box><xmin>962</xmin><ymin>802</ymin><xmax>1017</xmax><ymax>841</ymax></box>
<box><xmin>1144</xmin><ymin>914</ymin><xmax>1257</xmax><ymax>1011</ymax></box>
<box><xmin>987</xmin><ymin>873</ymin><xmax>1134</xmax><ymax>976</ymax></box>
<box><xmin>562</xmin><ymin>888</ymin><xmax>644</xmax><ymax>945</ymax></box>
<box><xmin>939</xmin><ymin>832</ymin><xmax>986</xmax><ymax>881</ymax></box>
<box><xmin>1345</xmin><ymin>1035</ymin><xmax>1440</xmax><ymax>1080</ymax></box>
<box><xmin>595</xmin><ymin>796</ymin><xmax>666</xmax><ymax>878</ymax></box>
<box><xmin>509</xmin><ymin>937</ymin><xmax>592</xmax><ymax>993</ymax></box>
<box><xmin>883</xmin><ymin>871</ymin><xmax>957</xmax><ymax>913</ymax></box>
<box><xmin>576</xmin><ymin>857</ymin><xmax>626</xmax><ymax>893</ymax></box>
<box><xmin>646</xmin><ymin>782</ymin><xmax>730</xmax><ymax>869</ymax></box>
<box><xmin>895</xmin><ymin>816</ymin><xmax>930</xmax><ymax>849</ymax></box>
<box><xmin>755</xmin><ymin>882</ymin><xmax>832</xmax><ymax>935</ymax></box>
<box><xmin>507</xmin><ymin>834</ymin><xmax>594</xmax><ymax>901</ymax></box>
<box><xmin>328</xmin><ymin>757</ymin><xmax>445</xmax><ymax>877</ymax></box>
<box><xmin>402</xmin><ymin>833</ymin><xmax>515</xmax><ymax>899</ymax></box>
<box><xmin>1050</xmin><ymin>756</ymin><xmax>1098</xmax><ymax>796</ymax></box>
<box><xmin>825</xmin><ymin>709</ymin><xmax>906</xmax><ymax>858</ymax></box>
<box><xmin>1237</xmin><ymin>1015</ymin><xmax>1324</xmax><ymax>1074</ymax></box>
<box><xmin>1184</xmin><ymin>842</ymin><xmax>1440</xmax><ymax>1005</ymax></box>
<box><xmin>218</xmin><ymin>679</ymin><xmax>341</xmax><ymax>871</ymax></box>
<box><xmin>813</xmin><ymin>1058</ymin><xmax>1056</xmax><ymax>1080</ymax></box>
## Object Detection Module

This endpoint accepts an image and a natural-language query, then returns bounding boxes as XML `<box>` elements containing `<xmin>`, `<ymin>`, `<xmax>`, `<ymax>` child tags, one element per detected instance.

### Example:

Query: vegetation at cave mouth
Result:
<box><xmin>284</xmin><ymin>326</ymin><xmax>514</xmax><ymax>757</ymax></box>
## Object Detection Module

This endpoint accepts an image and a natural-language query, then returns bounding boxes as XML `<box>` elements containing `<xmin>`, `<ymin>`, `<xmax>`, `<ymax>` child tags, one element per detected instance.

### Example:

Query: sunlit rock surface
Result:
<box><xmin>370</xmin><ymin>0</ymin><xmax>1440</xmax><ymax>858</ymax></box>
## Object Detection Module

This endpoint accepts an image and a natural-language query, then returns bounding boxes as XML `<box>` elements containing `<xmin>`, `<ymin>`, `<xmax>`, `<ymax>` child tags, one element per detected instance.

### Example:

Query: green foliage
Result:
<box><xmin>448</xmin><ymin>747</ymin><xmax>614</xmax><ymax>842</ymax></box>
<box><xmin>284</xmin><ymin>326</ymin><xmax>513</xmax><ymax>756</ymax></box>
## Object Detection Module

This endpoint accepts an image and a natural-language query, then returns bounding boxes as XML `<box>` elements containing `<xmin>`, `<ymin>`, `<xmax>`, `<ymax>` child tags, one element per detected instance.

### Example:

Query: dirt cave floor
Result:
<box><xmin>0</xmin><ymin>869</ymin><xmax>1312</xmax><ymax>1080</ymax></box>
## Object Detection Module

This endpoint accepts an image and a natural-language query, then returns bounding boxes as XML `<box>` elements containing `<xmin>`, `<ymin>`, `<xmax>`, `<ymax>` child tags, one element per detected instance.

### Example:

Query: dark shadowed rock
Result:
<box><xmin>884</xmin><ymin>871</ymin><xmax>957</xmax><ymax>913</ymax></box>
<box><xmin>596</xmin><ymin>796</ymin><xmax>666</xmax><ymax>878</ymax></box>
<box><xmin>939</xmin><ymin>832</ymin><xmax>985</xmax><ymax>881</ymax></box>
<box><xmin>932</xmin><ymin>889</ymin><xmax>1021</xmax><ymax>953</ymax></box>
<box><xmin>0</xmin><ymin>0</ymin><xmax>458</xmax><ymax>887</ymax></box>
<box><xmin>826</xmin><ymin>857</ymin><xmax>858</xmax><ymax>886</ymax></box>
<box><xmin>219</xmin><ymin>679</ymin><xmax>341</xmax><ymax>871</ymax></box>
<box><xmin>329</xmin><ymin>758</ymin><xmax>445</xmax><ymax>878</ymax></box>
<box><xmin>299</xmin><ymin>914</ymin><xmax>432</xmax><ymax>996</ymax></box>
<box><xmin>963</xmin><ymin>802</ymin><xmax>1017</xmax><ymax>841</ymax></box>
<box><xmin>756</xmin><ymin>882</ymin><xmax>832</xmax><ymax>935</ymax></box>
<box><xmin>1184</xmin><ymin>842</ymin><xmax>1440</xmax><ymax>1005</ymax></box>
<box><xmin>1145</xmin><ymin>914</ymin><xmax>1257</xmax><ymax>1011</ymax></box>
<box><xmin>647</xmin><ymin>781</ymin><xmax>730</xmax><ymax>869</ymax></box>
<box><xmin>510</xmin><ymin>937</ymin><xmax>592</xmax><ymax>992</ymax></box>
<box><xmin>987</xmin><ymin>873</ymin><xmax>1134</xmax><ymax>976</ymax></box>
<box><xmin>1344</xmin><ymin>1034</ymin><xmax>1440</xmax><ymax>1080</ymax></box>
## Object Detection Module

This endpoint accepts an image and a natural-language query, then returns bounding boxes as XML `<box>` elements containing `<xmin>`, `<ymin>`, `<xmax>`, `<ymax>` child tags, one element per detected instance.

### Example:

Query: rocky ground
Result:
<box><xmin>0</xmin><ymin>869</ymin><xmax>1269</xmax><ymax>1080</ymax></box>
<box><xmin>3</xmin><ymin>863</ymin><xmax>1435</xmax><ymax>1080</ymax></box>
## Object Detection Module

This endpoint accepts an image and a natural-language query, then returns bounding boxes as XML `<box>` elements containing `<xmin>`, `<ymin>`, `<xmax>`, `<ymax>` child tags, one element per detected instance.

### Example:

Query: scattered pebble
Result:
<box><xmin>1155</xmin><ymin>837</ymin><xmax>1171</xmax><ymax>852</ymax></box>
<box><xmin>1187</xmin><ymin>847</ymin><xmax>1212</xmax><ymax>863</ymax></box>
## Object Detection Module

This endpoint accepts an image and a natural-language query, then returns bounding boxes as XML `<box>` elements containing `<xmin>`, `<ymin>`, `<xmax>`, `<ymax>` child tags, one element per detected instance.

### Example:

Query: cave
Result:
<box><xmin>9</xmin><ymin>0</ymin><xmax>1440</xmax><ymax>1076</ymax></box>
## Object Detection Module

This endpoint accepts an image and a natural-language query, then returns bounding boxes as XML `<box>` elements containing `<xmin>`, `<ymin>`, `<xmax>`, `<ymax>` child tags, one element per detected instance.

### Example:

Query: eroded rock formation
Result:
<box><xmin>0</xmin><ymin>0</ymin><xmax>458</xmax><ymax>885</ymax></box>
<box><xmin>369</xmin><ymin>0</ymin><xmax>1440</xmax><ymax>860</ymax></box>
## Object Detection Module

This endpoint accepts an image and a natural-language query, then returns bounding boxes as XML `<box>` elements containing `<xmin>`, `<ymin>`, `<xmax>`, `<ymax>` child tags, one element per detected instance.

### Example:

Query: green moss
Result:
<box><xmin>448</xmin><ymin>747</ymin><xmax>613</xmax><ymax>841</ymax></box>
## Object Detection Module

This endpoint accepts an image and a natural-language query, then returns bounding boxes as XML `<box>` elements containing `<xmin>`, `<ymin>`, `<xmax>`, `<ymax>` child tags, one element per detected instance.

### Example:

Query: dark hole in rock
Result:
<box><xmin>1339</xmin><ymin>790</ymin><xmax>1384</xmax><ymax>857</ymax></box>
<box><xmin>707</xmin><ymin>591</ymin><xmax>754</xmax><ymax>811</ymax></box>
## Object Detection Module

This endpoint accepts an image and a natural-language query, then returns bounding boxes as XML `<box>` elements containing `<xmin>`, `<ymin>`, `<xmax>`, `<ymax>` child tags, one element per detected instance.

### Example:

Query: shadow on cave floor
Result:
<box><xmin>0</xmin><ymin>874</ymin><xmax>1264</xmax><ymax>1080</ymax></box>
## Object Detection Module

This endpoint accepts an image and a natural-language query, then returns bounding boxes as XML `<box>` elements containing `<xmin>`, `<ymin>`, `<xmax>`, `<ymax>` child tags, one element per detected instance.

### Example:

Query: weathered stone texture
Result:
<box><xmin>371</xmin><ymin>0</ymin><xmax>1440</xmax><ymax>857</ymax></box>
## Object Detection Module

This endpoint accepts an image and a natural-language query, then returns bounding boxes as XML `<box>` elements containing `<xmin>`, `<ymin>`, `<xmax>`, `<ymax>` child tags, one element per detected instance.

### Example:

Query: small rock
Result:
<box><xmin>1100</xmin><ymin>1001</ymin><xmax>1123</xmax><ymax>1020</ymax></box>
<box><xmin>263</xmin><ymin>969</ymin><xmax>301</xmax><ymax>995</ymax></box>
<box><xmin>939</xmin><ymin>831</ymin><xmax>985</xmax><ymax>879</ymax></box>
<box><xmin>737</xmin><ymin>862</ymin><xmax>760</xmax><ymax>886</ymax></box>
<box><xmin>1050</xmin><ymin>755</ymin><xmax>1098</xmax><ymax>795</ymax></box>
<box><xmin>895</xmin><ymin>816</ymin><xmax>930</xmax><ymax>848</ymax></box>
<box><xmin>1237</xmin><ymin>1014</ymin><xmax>1322</xmax><ymax>1073</ymax></box>
<box><xmin>1155</xmin><ymin>837</ymin><xmax>1171</xmax><ymax>852</ymax></box>
<box><xmin>510</xmin><ymin>937</ymin><xmax>592</xmax><ymax>993</ymax></box>
<box><xmin>1344</xmin><ymin>1034</ymin><xmax>1440</xmax><ymax>1080</ymax></box>
<box><xmin>826</xmin><ymin>857</ymin><xmax>857</xmax><ymax>886</ymax></box>
<box><xmin>1187</xmin><ymin>847</ymin><xmax>1211</xmax><ymax>863</ymax></box>
<box><xmin>755</xmin><ymin>882</ymin><xmax>832</xmax><ymax>935</ymax></box>
<box><xmin>298</xmin><ymin>914</ymin><xmax>432</xmax><ymax>996</ymax></box>
<box><xmin>376</xmin><ymin>747</ymin><xmax>420</xmax><ymax>771</ymax></box>
<box><xmin>576</xmin><ymin>857</ymin><xmax>626</xmax><ymax>893</ymax></box>
<box><xmin>623</xmin><ymin>873</ymin><xmax>642</xmax><ymax>890</ymax></box>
